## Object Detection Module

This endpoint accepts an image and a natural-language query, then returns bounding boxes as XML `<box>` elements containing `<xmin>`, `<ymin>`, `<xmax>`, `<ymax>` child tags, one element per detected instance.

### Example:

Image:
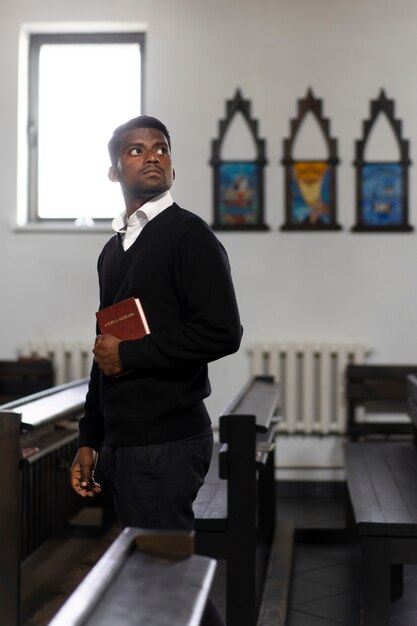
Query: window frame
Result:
<box><xmin>26</xmin><ymin>31</ymin><xmax>146</xmax><ymax>225</ymax></box>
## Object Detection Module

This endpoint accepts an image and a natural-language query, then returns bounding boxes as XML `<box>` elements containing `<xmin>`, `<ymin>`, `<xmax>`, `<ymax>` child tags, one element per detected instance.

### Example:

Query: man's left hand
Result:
<box><xmin>93</xmin><ymin>334</ymin><xmax>123</xmax><ymax>376</ymax></box>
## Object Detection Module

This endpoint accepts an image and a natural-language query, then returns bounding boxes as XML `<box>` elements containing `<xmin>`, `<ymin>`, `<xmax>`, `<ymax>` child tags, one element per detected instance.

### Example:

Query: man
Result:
<box><xmin>70</xmin><ymin>116</ymin><xmax>242</xmax><ymax>622</ymax></box>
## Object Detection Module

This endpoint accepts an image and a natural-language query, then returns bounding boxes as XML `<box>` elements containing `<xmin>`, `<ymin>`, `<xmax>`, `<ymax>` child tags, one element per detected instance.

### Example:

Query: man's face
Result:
<box><xmin>109</xmin><ymin>127</ymin><xmax>175</xmax><ymax>203</ymax></box>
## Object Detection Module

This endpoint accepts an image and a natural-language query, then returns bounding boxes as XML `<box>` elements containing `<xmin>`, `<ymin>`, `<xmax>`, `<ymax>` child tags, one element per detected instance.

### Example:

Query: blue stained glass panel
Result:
<box><xmin>361</xmin><ymin>163</ymin><xmax>403</xmax><ymax>226</ymax></box>
<box><xmin>218</xmin><ymin>162</ymin><xmax>259</xmax><ymax>225</ymax></box>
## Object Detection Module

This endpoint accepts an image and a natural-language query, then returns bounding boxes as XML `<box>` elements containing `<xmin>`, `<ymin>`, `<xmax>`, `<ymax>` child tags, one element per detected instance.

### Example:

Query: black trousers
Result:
<box><xmin>100</xmin><ymin>426</ymin><xmax>213</xmax><ymax>529</ymax></box>
<box><xmin>100</xmin><ymin>426</ymin><xmax>224</xmax><ymax>626</ymax></box>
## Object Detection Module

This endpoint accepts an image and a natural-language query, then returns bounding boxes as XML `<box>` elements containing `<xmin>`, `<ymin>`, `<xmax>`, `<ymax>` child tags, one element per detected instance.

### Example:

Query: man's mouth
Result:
<box><xmin>141</xmin><ymin>167</ymin><xmax>162</xmax><ymax>176</ymax></box>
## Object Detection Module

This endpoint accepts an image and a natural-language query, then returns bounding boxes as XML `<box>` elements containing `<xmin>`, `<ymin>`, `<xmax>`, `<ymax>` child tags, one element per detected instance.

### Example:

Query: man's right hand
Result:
<box><xmin>70</xmin><ymin>446</ymin><xmax>101</xmax><ymax>498</ymax></box>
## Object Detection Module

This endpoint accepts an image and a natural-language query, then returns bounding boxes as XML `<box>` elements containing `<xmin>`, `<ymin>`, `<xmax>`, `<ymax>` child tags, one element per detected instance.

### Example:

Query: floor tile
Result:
<box><xmin>293</xmin><ymin>589</ymin><xmax>361</xmax><ymax>625</ymax></box>
<box><xmin>391</xmin><ymin>600</ymin><xmax>417</xmax><ymax>618</ymax></box>
<box><xmin>293</xmin><ymin>547</ymin><xmax>342</xmax><ymax>574</ymax></box>
<box><xmin>278</xmin><ymin>497</ymin><xmax>346</xmax><ymax>529</ymax></box>
<box><xmin>286</xmin><ymin>607</ymin><xmax>346</xmax><ymax>626</ymax></box>
<box><xmin>290</xmin><ymin>575</ymin><xmax>348</xmax><ymax>606</ymax></box>
<box><xmin>390</xmin><ymin>609</ymin><xmax>417</xmax><ymax>625</ymax></box>
<box><xmin>301</xmin><ymin>543</ymin><xmax>361</xmax><ymax>564</ymax></box>
<box><xmin>297</xmin><ymin>561</ymin><xmax>361</xmax><ymax>592</ymax></box>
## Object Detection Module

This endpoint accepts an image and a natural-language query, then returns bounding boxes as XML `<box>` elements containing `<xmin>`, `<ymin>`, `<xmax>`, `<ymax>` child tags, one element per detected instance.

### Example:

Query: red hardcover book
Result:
<box><xmin>95</xmin><ymin>297</ymin><xmax>150</xmax><ymax>340</ymax></box>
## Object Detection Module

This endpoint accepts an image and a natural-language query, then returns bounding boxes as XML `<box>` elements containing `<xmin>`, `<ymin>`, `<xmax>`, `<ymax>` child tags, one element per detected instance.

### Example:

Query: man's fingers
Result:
<box><xmin>70</xmin><ymin>447</ymin><xmax>99</xmax><ymax>498</ymax></box>
<box><xmin>93</xmin><ymin>335</ymin><xmax>103</xmax><ymax>349</ymax></box>
<box><xmin>70</xmin><ymin>461</ymin><xmax>100</xmax><ymax>497</ymax></box>
<box><xmin>73</xmin><ymin>478</ymin><xmax>101</xmax><ymax>498</ymax></box>
<box><xmin>81</xmin><ymin>479</ymin><xmax>102</xmax><ymax>497</ymax></box>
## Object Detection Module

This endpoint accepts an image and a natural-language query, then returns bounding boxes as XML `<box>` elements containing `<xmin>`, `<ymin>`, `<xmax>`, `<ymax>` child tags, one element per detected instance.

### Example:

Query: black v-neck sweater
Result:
<box><xmin>79</xmin><ymin>203</ymin><xmax>242</xmax><ymax>448</ymax></box>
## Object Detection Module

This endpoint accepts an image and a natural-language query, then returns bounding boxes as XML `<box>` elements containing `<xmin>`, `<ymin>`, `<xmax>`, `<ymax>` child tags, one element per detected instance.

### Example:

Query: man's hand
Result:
<box><xmin>93</xmin><ymin>334</ymin><xmax>123</xmax><ymax>376</ymax></box>
<box><xmin>70</xmin><ymin>447</ymin><xmax>101</xmax><ymax>498</ymax></box>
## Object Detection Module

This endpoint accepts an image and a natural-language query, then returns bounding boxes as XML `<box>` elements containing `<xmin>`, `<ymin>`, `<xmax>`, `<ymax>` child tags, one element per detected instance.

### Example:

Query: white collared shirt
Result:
<box><xmin>112</xmin><ymin>190</ymin><xmax>174</xmax><ymax>251</ymax></box>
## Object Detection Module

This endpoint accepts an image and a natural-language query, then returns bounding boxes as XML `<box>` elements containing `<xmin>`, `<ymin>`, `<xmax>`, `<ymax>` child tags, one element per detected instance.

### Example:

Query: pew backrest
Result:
<box><xmin>0</xmin><ymin>358</ymin><xmax>53</xmax><ymax>404</ymax></box>
<box><xmin>346</xmin><ymin>364</ymin><xmax>417</xmax><ymax>440</ymax></box>
<box><xmin>48</xmin><ymin>528</ymin><xmax>216</xmax><ymax>626</ymax></box>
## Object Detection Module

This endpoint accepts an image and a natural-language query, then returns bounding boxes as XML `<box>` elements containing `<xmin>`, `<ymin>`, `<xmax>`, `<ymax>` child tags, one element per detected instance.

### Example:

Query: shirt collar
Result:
<box><xmin>112</xmin><ymin>190</ymin><xmax>174</xmax><ymax>234</ymax></box>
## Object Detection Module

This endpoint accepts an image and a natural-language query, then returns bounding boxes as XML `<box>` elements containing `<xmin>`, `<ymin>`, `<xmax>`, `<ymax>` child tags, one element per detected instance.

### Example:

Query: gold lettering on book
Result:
<box><xmin>104</xmin><ymin>312</ymin><xmax>135</xmax><ymax>328</ymax></box>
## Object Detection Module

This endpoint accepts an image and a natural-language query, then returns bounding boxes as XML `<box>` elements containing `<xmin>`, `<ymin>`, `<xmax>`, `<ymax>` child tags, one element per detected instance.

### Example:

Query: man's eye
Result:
<box><xmin>156</xmin><ymin>147</ymin><xmax>167</xmax><ymax>155</ymax></box>
<box><xmin>130</xmin><ymin>148</ymin><xmax>142</xmax><ymax>156</ymax></box>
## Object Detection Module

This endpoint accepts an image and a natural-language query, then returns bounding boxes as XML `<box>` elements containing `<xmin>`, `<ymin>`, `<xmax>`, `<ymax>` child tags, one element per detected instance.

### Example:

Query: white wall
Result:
<box><xmin>1</xmin><ymin>0</ymin><xmax>417</xmax><ymax>475</ymax></box>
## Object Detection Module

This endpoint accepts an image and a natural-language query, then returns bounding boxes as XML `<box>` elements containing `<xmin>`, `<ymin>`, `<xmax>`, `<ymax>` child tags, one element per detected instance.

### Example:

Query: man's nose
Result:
<box><xmin>145</xmin><ymin>150</ymin><xmax>159</xmax><ymax>162</ymax></box>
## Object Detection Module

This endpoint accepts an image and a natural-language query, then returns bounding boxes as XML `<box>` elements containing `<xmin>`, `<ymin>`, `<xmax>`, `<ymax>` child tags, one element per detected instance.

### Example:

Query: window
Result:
<box><xmin>24</xmin><ymin>31</ymin><xmax>145</xmax><ymax>225</ymax></box>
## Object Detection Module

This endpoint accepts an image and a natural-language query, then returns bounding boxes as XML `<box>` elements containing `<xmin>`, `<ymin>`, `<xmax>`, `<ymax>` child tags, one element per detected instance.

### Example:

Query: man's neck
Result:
<box><xmin>123</xmin><ymin>189</ymin><xmax>172</xmax><ymax>218</ymax></box>
<box><xmin>126</xmin><ymin>190</ymin><xmax>174</xmax><ymax>223</ymax></box>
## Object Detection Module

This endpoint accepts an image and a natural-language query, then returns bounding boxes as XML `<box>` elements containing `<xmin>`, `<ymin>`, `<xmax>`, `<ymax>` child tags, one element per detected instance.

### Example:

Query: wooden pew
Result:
<box><xmin>2</xmin><ymin>375</ymin><xmax>283</xmax><ymax>626</ymax></box>
<box><xmin>343</xmin><ymin>373</ymin><xmax>417</xmax><ymax>625</ymax></box>
<box><xmin>407</xmin><ymin>373</ymin><xmax>417</xmax><ymax>443</ymax></box>
<box><xmin>0</xmin><ymin>408</ymin><xmax>20</xmax><ymax>626</ymax></box>
<box><xmin>0</xmin><ymin>357</ymin><xmax>53</xmax><ymax>404</ymax></box>
<box><xmin>193</xmin><ymin>376</ymin><xmax>287</xmax><ymax>626</ymax></box>
<box><xmin>346</xmin><ymin>364</ymin><xmax>417</xmax><ymax>440</ymax></box>
<box><xmin>0</xmin><ymin>379</ymin><xmax>90</xmax><ymax>626</ymax></box>
<box><xmin>48</xmin><ymin>529</ymin><xmax>216</xmax><ymax>626</ymax></box>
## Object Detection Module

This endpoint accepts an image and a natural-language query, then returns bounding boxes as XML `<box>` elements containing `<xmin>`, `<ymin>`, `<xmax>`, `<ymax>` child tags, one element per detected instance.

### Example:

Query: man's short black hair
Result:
<box><xmin>108</xmin><ymin>115</ymin><xmax>171</xmax><ymax>166</ymax></box>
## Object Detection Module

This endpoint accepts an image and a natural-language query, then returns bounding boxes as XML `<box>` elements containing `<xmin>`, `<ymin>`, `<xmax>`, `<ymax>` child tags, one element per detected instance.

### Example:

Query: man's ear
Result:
<box><xmin>173</xmin><ymin>168</ymin><xmax>176</xmax><ymax>181</ymax></box>
<box><xmin>108</xmin><ymin>166</ymin><xmax>119</xmax><ymax>183</ymax></box>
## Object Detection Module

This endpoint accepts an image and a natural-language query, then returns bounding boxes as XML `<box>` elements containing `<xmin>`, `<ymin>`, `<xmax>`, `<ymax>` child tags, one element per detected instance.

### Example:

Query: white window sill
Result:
<box><xmin>12</xmin><ymin>221</ymin><xmax>113</xmax><ymax>234</ymax></box>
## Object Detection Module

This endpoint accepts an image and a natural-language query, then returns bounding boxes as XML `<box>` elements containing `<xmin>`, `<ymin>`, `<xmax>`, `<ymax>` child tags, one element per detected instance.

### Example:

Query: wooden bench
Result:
<box><xmin>346</xmin><ymin>364</ymin><xmax>417</xmax><ymax>440</ymax></box>
<box><xmin>193</xmin><ymin>376</ymin><xmax>291</xmax><ymax>626</ymax></box>
<box><xmin>0</xmin><ymin>379</ymin><xmax>92</xmax><ymax>626</ymax></box>
<box><xmin>344</xmin><ymin>373</ymin><xmax>417</xmax><ymax>625</ymax></box>
<box><xmin>48</xmin><ymin>529</ymin><xmax>216</xmax><ymax>626</ymax></box>
<box><xmin>408</xmin><ymin>373</ymin><xmax>417</xmax><ymax>444</ymax></box>
<box><xmin>0</xmin><ymin>358</ymin><xmax>54</xmax><ymax>404</ymax></box>
<box><xmin>2</xmin><ymin>376</ymin><xmax>284</xmax><ymax>626</ymax></box>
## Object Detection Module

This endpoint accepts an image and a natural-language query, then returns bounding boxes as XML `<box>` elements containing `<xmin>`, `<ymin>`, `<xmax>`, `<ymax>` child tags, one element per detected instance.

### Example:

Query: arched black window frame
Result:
<box><xmin>281</xmin><ymin>88</ymin><xmax>341</xmax><ymax>231</ymax></box>
<box><xmin>352</xmin><ymin>89</ymin><xmax>413</xmax><ymax>233</ymax></box>
<box><xmin>210</xmin><ymin>89</ymin><xmax>268</xmax><ymax>231</ymax></box>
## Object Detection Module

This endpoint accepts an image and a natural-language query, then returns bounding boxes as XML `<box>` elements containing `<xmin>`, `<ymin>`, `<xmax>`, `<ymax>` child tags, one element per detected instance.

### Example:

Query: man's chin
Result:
<box><xmin>137</xmin><ymin>183</ymin><xmax>171</xmax><ymax>197</ymax></box>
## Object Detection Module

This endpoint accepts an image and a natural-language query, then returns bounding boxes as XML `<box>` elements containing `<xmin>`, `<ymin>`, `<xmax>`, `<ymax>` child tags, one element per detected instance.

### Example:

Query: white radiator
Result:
<box><xmin>18</xmin><ymin>341</ymin><xmax>93</xmax><ymax>386</ymax></box>
<box><xmin>248</xmin><ymin>342</ymin><xmax>370</xmax><ymax>435</ymax></box>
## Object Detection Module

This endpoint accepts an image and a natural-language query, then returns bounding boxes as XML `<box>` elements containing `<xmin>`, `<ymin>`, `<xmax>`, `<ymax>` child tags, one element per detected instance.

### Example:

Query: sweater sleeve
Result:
<box><xmin>118</xmin><ymin>223</ymin><xmax>242</xmax><ymax>373</ymax></box>
<box><xmin>77</xmin><ymin>360</ymin><xmax>105</xmax><ymax>450</ymax></box>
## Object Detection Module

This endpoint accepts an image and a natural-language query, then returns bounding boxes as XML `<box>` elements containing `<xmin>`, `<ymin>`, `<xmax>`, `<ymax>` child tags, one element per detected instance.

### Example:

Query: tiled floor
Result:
<box><xmin>279</xmin><ymin>489</ymin><xmax>417</xmax><ymax>626</ymax></box>
<box><xmin>21</xmin><ymin>485</ymin><xmax>417</xmax><ymax>625</ymax></box>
